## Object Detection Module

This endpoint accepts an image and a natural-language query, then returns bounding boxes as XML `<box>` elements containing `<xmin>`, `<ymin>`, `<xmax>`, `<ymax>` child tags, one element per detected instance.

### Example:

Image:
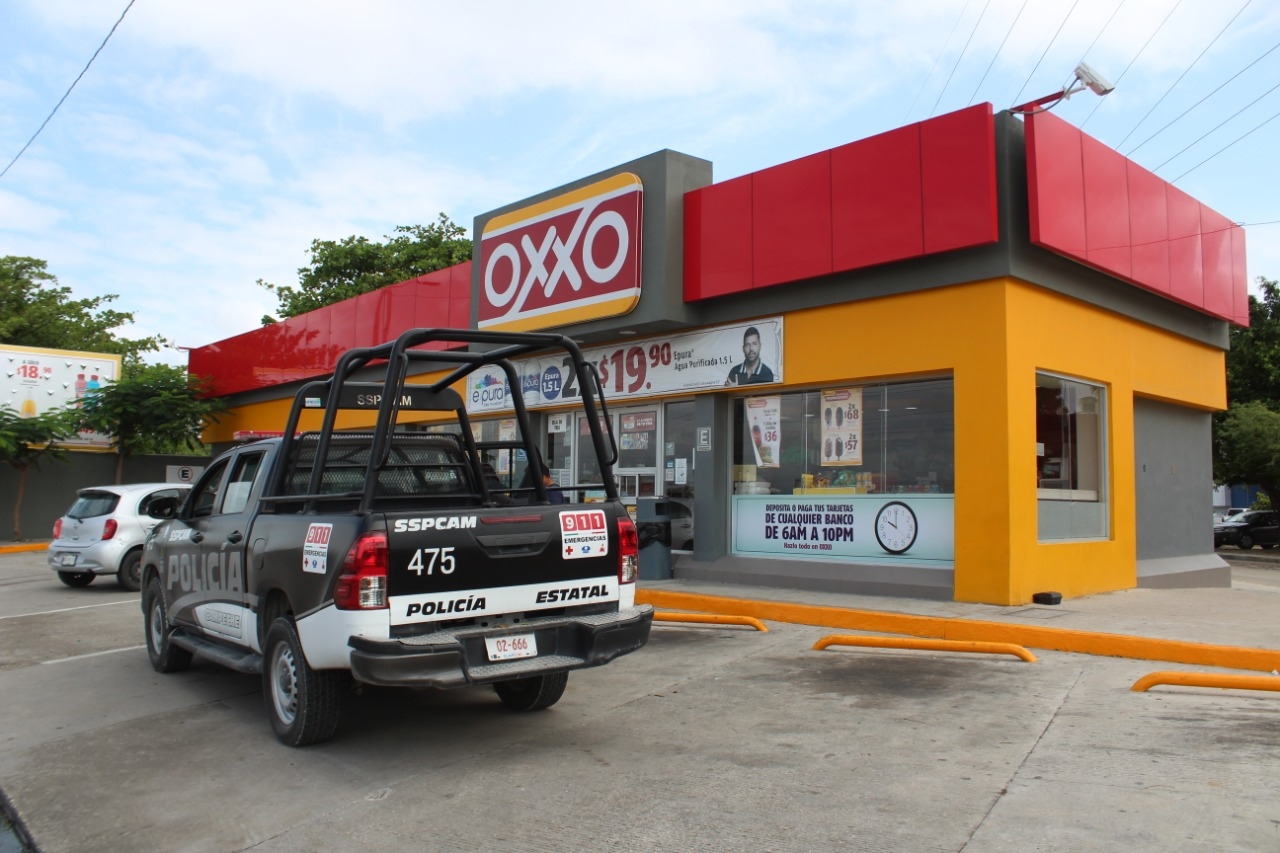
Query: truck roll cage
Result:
<box><xmin>269</xmin><ymin>328</ymin><xmax>620</xmax><ymax>513</ymax></box>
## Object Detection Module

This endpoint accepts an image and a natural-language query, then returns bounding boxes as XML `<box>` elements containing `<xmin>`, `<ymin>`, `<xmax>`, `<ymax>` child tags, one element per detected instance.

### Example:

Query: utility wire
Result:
<box><xmin>1081</xmin><ymin>0</ymin><xmax>1184</xmax><ymax>129</ymax></box>
<box><xmin>968</xmin><ymin>0</ymin><xmax>1029</xmax><ymax>106</ymax></box>
<box><xmin>1128</xmin><ymin>41</ymin><xmax>1280</xmax><ymax>155</ymax></box>
<box><xmin>903</xmin><ymin>0</ymin><xmax>973</xmax><ymax>123</ymax></box>
<box><xmin>1117</xmin><ymin>0</ymin><xmax>1253</xmax><ymax>148</ymax></box>
<box><xmin>0</xmin><ymin>0</ymin><xmax>136</xmax><ymax>180</ymax></box>
<box><xmin>1009</xmin><ymin>0</ymin><xmax>1081</xmax><ymax>108</ymax></box>
<box><xmin>1078</xmin><ymin>0</ymin><xmax>1127</xmax><ymax>63</ymax></box>
<box><xmin>1171</xmin><ymin>104</ymin><xmax>1280</xmax><ymax>182</ymax></box>
<box><xmin>1155</xmin><ymin>79</ymin><xmax>1280</xmax><ymax>170</ymax></box>
<box><xmin>931</xmin><ymin>0</ymin><xmax>992</xmax><ymax>116</ymax></box>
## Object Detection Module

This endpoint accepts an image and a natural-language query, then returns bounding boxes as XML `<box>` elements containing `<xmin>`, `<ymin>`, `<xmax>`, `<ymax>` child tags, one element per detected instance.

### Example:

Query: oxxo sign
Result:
<box><xmin>479</xmin><ymin>173</ymin><xmax>643</xmax><ymax>332</ymax></box>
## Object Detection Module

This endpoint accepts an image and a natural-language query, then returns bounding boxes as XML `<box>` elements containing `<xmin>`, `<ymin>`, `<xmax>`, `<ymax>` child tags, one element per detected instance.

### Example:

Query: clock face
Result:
<box><xmin>874</xmin><ymin>501</ymin><xmax>918</xmax><ymax>554</ymax></box>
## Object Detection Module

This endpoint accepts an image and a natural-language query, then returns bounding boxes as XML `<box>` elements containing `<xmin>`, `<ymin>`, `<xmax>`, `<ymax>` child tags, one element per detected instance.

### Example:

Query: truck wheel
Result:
<box><xmin>144</xmin><ymin>577</ymin><xmax>192</xmax><ymax>673</ymax></box>
<box><xmin>493</xmin><ymin>672</ymin><xmax>568</xmax><ymax>711</ymax></box>
<box><xmin>1238</xmin><ymin>534</ymin><xmax>1255</xmax><ymax>550</ymax></box>
<box><xmin>264</xmin><ymin>617</ymin><xmax>341</xmax><ymax>747</ymax></box>
<box><xmin>117</xmin><ymin>551</ymin><xmax>142</xmax><ymax>592</ymax></box>
<box><xmin>58</xmin><ymin>571</ymin><xmax>95</xmax><ymax>588</ymax></box>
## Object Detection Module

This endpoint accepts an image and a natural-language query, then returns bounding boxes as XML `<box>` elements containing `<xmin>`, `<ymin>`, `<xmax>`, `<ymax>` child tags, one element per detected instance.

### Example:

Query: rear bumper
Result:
<box><xmin>348</xmin><ymin>605</ymin><xmax>653</xmax><ymax>688</ymax></box>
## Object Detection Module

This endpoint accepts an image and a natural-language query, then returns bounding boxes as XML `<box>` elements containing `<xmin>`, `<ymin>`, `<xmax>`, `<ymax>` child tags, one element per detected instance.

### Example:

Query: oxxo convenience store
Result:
<box><xmin>193</xmin><ymin>104</ymin><xmax>1246</xmax><ymax>605</ymax></box>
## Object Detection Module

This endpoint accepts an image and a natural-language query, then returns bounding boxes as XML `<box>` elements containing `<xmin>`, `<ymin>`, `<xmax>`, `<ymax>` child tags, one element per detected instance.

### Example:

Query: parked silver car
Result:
<box><xmin>48</xmin><ymin>483</ymin><xmax>190</xmax><ymax>591</ymax></box>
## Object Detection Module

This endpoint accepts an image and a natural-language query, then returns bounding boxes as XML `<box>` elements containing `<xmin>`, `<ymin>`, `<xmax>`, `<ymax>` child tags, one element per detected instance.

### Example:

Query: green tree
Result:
<box><xmin>1225</xmin><ymin>277</ymin><xmax>1280</xmax><ymax>406</ymax></box>
<box><xmin>80</xmin><ymin>365</ymin><xmax>223</xmax><ymax>484</ymax></box>
<box><xmin>259</xmin><ymin>215</ymin><xmax>472</xmax><ymax>322</ymax></box>
<box><xmin>0</xmin><ymin>256</ymin><xmax>167</xmax><ymax>366</ymax></box>
<box><xmin>0</xmin><ymin>405</ymin><xmax>82</xmax><ymax>540</ymax></box>
<box><xmin>1213</xmin><ymin>401</ymin><xmax>1280</xmax><ymax>510</ymax></box>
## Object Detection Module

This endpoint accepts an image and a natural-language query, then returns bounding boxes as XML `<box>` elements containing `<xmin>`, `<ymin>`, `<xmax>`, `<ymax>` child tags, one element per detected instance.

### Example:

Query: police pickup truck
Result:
<box><xmin>141</xmin><ymin>329</ymin><xmax>652</xmax><ymax>746</ymax></box>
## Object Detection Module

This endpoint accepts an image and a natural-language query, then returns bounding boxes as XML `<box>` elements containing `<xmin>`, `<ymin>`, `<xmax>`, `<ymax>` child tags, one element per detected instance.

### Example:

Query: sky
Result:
<box><xmin>2</xmin><ymin>0</ymin><xmax>1278</xmax><ymax>365</ymax></box>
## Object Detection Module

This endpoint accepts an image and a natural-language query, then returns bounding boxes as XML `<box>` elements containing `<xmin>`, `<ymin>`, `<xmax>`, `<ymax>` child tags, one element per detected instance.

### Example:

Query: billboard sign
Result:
<box><xmin>478</xmin><ymin>172</ymin><xmax>643</xmax><ymax>332</ymax></box>
<box><xmin>1</xmin><ymin>344</ymin><xmax>120</xmax><ymax>449</ymax></box>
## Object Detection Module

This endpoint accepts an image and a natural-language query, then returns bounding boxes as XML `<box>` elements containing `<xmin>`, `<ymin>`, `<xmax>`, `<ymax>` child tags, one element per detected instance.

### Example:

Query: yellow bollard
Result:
<box><xmin>813</xmin><ymin>634</ymin><xmax>1036</xmax><ymax>662</ymax></box>
<box><xmin>654</xmin><ymin>612</ymin><xmax>769</xmax><ymax>632</ymax></box>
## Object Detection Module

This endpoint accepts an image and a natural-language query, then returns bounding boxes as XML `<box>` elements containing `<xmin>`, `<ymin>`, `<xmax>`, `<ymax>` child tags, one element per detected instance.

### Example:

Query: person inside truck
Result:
<box><xmin>517</xmin><ymin>455</ymin><xmax>566</xmax><ymax>504</ymax></box>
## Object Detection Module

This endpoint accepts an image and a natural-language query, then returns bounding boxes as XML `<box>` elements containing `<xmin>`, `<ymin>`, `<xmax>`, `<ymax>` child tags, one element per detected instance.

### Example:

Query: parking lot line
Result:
<box><xmin>0</xmin><ymin>599</ymin><xmax>138</xmax><ymax>621</ymax></box>
<box><xmin>41</xmin><ymin>645</ymin><xmax>146</xmax><ymax>666</ymax></box>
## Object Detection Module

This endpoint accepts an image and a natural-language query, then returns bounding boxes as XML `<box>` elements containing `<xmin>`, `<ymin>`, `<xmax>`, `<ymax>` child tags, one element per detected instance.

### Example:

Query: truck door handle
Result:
<box><xmin>190</xmin><ymin>531</ymin><xmax>204</xmax><ymax>544</ymax></box>
<box><xmin>227</xmin><ymin>531</ymin><xmax>243</xmax><ymax>544</ymax></box>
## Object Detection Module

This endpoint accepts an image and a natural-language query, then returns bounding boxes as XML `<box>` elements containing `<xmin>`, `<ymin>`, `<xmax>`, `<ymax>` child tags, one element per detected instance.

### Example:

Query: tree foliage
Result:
<box><xmin>259</xmin><ymin>215</ymin><xmax>472</xmax><ymax>322</ymax></box>
<box><xmin>0</xmin><ymin>405</ymin><xmax>82</xmax><ymax>540</ymax></box>
<box><xmin>1215</xmin><ymin>277</ymin><xmax>1280</xmax><ymax>502</ymax></box>
<box><xmin>0</xmin><ymin>255</ymin><xmax>167</xmax><ymax>366</ymax></box>
<box><xmin>1213</xmin><ymin>401</ymin><xmax>1280</xmax><ymax>510</ymax></box>
<box><xmin>80</xmin><ymin>365</ymin><xmax>223</xmax><ymax>484</ymax></box>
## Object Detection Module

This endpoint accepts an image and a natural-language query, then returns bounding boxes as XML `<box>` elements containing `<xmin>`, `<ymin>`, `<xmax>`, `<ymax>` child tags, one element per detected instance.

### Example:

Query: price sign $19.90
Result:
<box><xmin>595</xmin><ymin>342</ymin><xmax>674</xmax><ymax>395</ymax></box>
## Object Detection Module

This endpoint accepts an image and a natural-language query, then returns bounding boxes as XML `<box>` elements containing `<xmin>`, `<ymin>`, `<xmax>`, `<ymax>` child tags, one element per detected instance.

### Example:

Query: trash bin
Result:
<box><xmin>636</xmin><ymin>497</ymin><xmax>672</xmax><ymax>580</ymax></box>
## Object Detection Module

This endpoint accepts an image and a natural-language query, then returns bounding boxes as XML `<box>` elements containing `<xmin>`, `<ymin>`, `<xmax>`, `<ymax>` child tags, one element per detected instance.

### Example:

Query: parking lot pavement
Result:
<box><xmin>2</xmin><ymin>549</ymin><xmax>1278</xmax><ymax>852</ymax></box>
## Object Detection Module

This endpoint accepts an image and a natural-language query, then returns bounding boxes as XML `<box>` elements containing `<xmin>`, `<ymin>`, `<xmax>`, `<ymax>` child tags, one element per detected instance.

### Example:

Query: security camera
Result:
<box><xmin>1074</xmin><ymin>61</ymin><xmax>1114</xmax><ymax>96</ymax></box>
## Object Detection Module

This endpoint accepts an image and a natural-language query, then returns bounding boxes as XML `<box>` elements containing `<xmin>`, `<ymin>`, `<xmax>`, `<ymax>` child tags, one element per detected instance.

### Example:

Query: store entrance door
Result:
<box><xmin>575</xmin><ymin>406</ymin><xmax>660</xmax><ymax>515</ymax></box>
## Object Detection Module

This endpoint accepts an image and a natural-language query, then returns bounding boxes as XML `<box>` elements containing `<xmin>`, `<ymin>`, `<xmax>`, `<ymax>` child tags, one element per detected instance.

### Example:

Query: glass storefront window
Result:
<box><xmin>731</xmin><ymin>378</ymin><xmax>954</xmax><ymax>497</ymax></box>
<box><xmin>1036</xmin><ymin>372</ymin><xmax>1108</xmax><ymax>540</ymax></box>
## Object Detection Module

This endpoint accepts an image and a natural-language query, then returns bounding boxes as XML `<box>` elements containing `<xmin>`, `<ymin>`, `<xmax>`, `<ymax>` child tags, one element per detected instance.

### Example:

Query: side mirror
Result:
<box><xmin>147</xmin><ymin>496</ymin><xmax>180</xmax><ymax>519</ymax></box>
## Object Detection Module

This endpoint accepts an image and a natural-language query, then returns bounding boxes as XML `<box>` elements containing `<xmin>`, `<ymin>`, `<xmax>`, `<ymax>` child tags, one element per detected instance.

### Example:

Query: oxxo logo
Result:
<box><xmin>479</xmin><ymin>173</ymin><xmax>643</xmax><ymax>332</ymax></box>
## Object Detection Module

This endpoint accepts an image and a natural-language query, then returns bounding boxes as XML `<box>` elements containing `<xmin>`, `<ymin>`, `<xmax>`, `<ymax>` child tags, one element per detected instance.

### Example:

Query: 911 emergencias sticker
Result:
<box><xmin>559</xmin><ymin>509</ymin><xmax>609</xmax><ymax>559</ymax></box>
<box><xmin>303</xmin><ymin>523</ymin><xmax>332</xmax><ymax>573</ymax></box>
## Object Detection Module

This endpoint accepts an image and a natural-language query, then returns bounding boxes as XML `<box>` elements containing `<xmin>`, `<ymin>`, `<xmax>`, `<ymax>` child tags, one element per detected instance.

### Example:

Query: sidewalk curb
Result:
<box><xmin>637</xmin><ymin>589</ymin><xmax>1280</xmax><ymax>673</ymax></box>
<box><xmin>0</xmin><ymin>542</ymin><xmax>49</xmax><ymax>555</ymax></box>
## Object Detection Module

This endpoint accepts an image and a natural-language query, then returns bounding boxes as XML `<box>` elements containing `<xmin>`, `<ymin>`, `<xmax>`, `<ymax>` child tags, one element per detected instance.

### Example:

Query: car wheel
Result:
<box><xmin>1238</xmin><ymin>533</ymin><xmax>1254</xmax><ymax>550</ymax></box>
<box><xmin>117</xmin><ymin>550</ymin><xmax>143</xmax><ymax>592</ymax></box>
<box><xmin>264</xmin><ymin>617</ymin><xmax>342</xmax><ymax>747</ymax></box>
<box><xmin>144</xmin><ymin>577</ymin><xmax>193</xmax><ymax>673</ymax></box>
<box><xmin>493</xmin><ymin>672</ymin><xmax>568</xmax><ymax>711</ymax></box>
<box><xmin>57</xmin><ymin>571</ymin><xmax>95</xmax><ymax>588</ymax></box>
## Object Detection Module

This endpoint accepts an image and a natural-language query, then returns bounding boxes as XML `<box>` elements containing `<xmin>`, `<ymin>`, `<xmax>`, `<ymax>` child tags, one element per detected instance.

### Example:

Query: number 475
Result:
<box><xmin>407</xmin><ymin>546</ymin><xmax>456</xmax><ymax>576</ymax></box>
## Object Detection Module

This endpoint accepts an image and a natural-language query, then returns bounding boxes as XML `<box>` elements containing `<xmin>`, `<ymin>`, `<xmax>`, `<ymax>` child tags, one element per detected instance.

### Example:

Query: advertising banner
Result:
<box><xmin>745</xmin><ymin>396</ymin><xmax>780</xmax><ymax>468</ymax></box>
<box><xmin>732</xmin><ymin>494</ymin><xmax>954</xmax><ymax>562</ymax></box>
<box><xmin>1</xmin><ymin>344</ymin><xmax>120</xmax><ymax>449</ymax></box>
<box><xmin>465</xmin><ymin>318</ymin><xmax>784</xmax><ymax>414</ymax></box>
<box><xmin>479</xmin><ymin>173</ymin><xmax>644</xmax><ymax>332</ymax></box>
<box><xmin>820</xmin><ymin>387</ymin><xmax>863</xmax><ymax>466</ymax></box>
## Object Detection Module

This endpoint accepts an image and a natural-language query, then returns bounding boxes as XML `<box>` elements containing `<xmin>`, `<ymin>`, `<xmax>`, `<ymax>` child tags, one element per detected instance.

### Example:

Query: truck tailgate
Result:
<box><xmin>385</xmin><ymin>505</ymin><xmax>619</xmax><ymax>627</ymax></box>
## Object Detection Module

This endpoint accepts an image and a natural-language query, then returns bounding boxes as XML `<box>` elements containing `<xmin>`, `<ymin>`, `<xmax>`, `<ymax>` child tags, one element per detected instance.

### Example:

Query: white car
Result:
<box><xmin>48</xmin><ymin>483</ymin><xmax>191</xmax><ymax>591</ymax></box>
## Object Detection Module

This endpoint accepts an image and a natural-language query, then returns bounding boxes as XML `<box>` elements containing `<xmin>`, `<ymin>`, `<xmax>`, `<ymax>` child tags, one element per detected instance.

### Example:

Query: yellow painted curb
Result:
<box><xmin>0</xmin><ymin>542</ymin><xmax>50</xmax><ymax>554</ymax></box>
<box><xmin>1131</xmin><ymin>671</ymin><xmax>1280</xmax><ymax>694</ymax></box>
<box><xmin>636</xmin><ymin>589</ymin><xmax>1280</xmax><ymax>673</ymax></box>
<box><xmin>814</xmin><ymin>634</ymin><xmax>1036</xmax><ymax>662</ymax></box>
<box><xmin>654</xmin><ymin>612</ymin><xmax>769</xmax><ymax>632</ymax></box>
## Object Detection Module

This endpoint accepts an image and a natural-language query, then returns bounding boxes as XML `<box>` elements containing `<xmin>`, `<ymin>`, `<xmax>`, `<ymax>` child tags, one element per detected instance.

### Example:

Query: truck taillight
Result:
<box><xmin>102</xmin><ymin>518</ymin><xmax>118</xmax><ymax>541</ymax></box>
<box><xmin>52</xmin><ymin>518</ymin><xmax>62</xmax><ymax>538</ymax></box>
<box><xmin>617</xmin><ymin>515</ymin><xmax>639</xmax><ymax>585</ymax></box>
<box><xmin>334</xmin><ymin>531</ymin><xmax>388</xmax><ymax>610</ymax></box>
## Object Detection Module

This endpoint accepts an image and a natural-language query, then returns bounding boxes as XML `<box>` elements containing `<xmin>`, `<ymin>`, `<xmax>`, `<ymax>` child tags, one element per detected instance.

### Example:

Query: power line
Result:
<box><xmin>1155</xmin><ymin>79</ymin><xmax>1280</xmax><ymax>170</ymax></box>
<box><xmin>903</xmin><ymin>0</ymin><xmax>973</xmax><ymax>123</ymax></box>
<box><xmin>1171</xmin><ymin>105</ymin><xmax>1280</xmax><ymax>181</ymax></box>
<box><xmin>968</xmin><ymin>0</ymin><xmax>1029</xmax><ymax>106</ymax></box>
<box><xmin>1116</xmin><ymin>0</ymin><xmax>1254</xmax><ymax>149</ymax></box>
<box><xmin>1080</xmin><ymin>0</ymin><xmax>1184</xmax><ymax>129</ymax></box>
<box><xmin>1128</xmin><ymin>42</ymin><xmax>1280</xmax><ymax>155</ymax></box>
<box><xmin>0</xmin><ymin>0</ymin><xmax>137</xmax><ymax>180</ymax></box>
<box><xmin>931</xmin><ymin>0</ymin><xmax>992</xmax><ymax>117</ymax></box>
<box><xmin>1009</xmin><ymin>0</ymin><xmax>1081</xmax><ymax>108</ymax></box>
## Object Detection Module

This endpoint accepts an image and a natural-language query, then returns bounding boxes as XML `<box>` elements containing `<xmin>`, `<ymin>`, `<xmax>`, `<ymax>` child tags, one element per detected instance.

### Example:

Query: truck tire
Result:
<box><xmin>58</xmin><ymin>571</ymin><xmax>95</xmax><ymax>588</ymax></box>
<box><xmin>144</xmin><ymin>577</ymin><xmax>193</xmax><ymax>673</ymax></box>
<box><xmin>264</xmin><ymin>617</ymin><xmax>341</xmax><ymax>747</ymax></box>
<box><xmin>493</xmin><ymin>672</ymin><xmax>568</xmax><ymax>711</ymax></box>
<box><xmin>117</xmin><ymin>550</ymin><xmax>142</xmax><ymax>592</ymax></box>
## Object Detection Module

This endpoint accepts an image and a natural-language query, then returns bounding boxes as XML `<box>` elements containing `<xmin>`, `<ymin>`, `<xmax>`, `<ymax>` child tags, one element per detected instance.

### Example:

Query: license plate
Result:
<box><xmin>484</xmin><ymin>633</ymin><xmax>537</xmax><ymax>662</ymax></box>
<box><xmin>59</xmin><ymin>554</ymin><xmax>77</xmax><ymax>567</ymax></box>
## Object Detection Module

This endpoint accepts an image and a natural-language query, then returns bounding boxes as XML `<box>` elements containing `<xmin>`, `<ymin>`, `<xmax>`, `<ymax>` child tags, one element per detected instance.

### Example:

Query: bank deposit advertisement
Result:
<box><xmin>478</xmin><ymin>173</ymin><xmax>644</xmax><ymax>332</ymax></box>
<box><xmin>731</xmin><ymin>495</ymin><xmax>955</xmax><ymax>562</ymax></box>
<box><xmin>465</xmin><ymin>318</ymin><xmax>784</xmax><ymax>414</ymax></box>
<box><xmin>1</xmin><ymin>344</ymin><xmax>120</xmax><ymax>449</ymax></box>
